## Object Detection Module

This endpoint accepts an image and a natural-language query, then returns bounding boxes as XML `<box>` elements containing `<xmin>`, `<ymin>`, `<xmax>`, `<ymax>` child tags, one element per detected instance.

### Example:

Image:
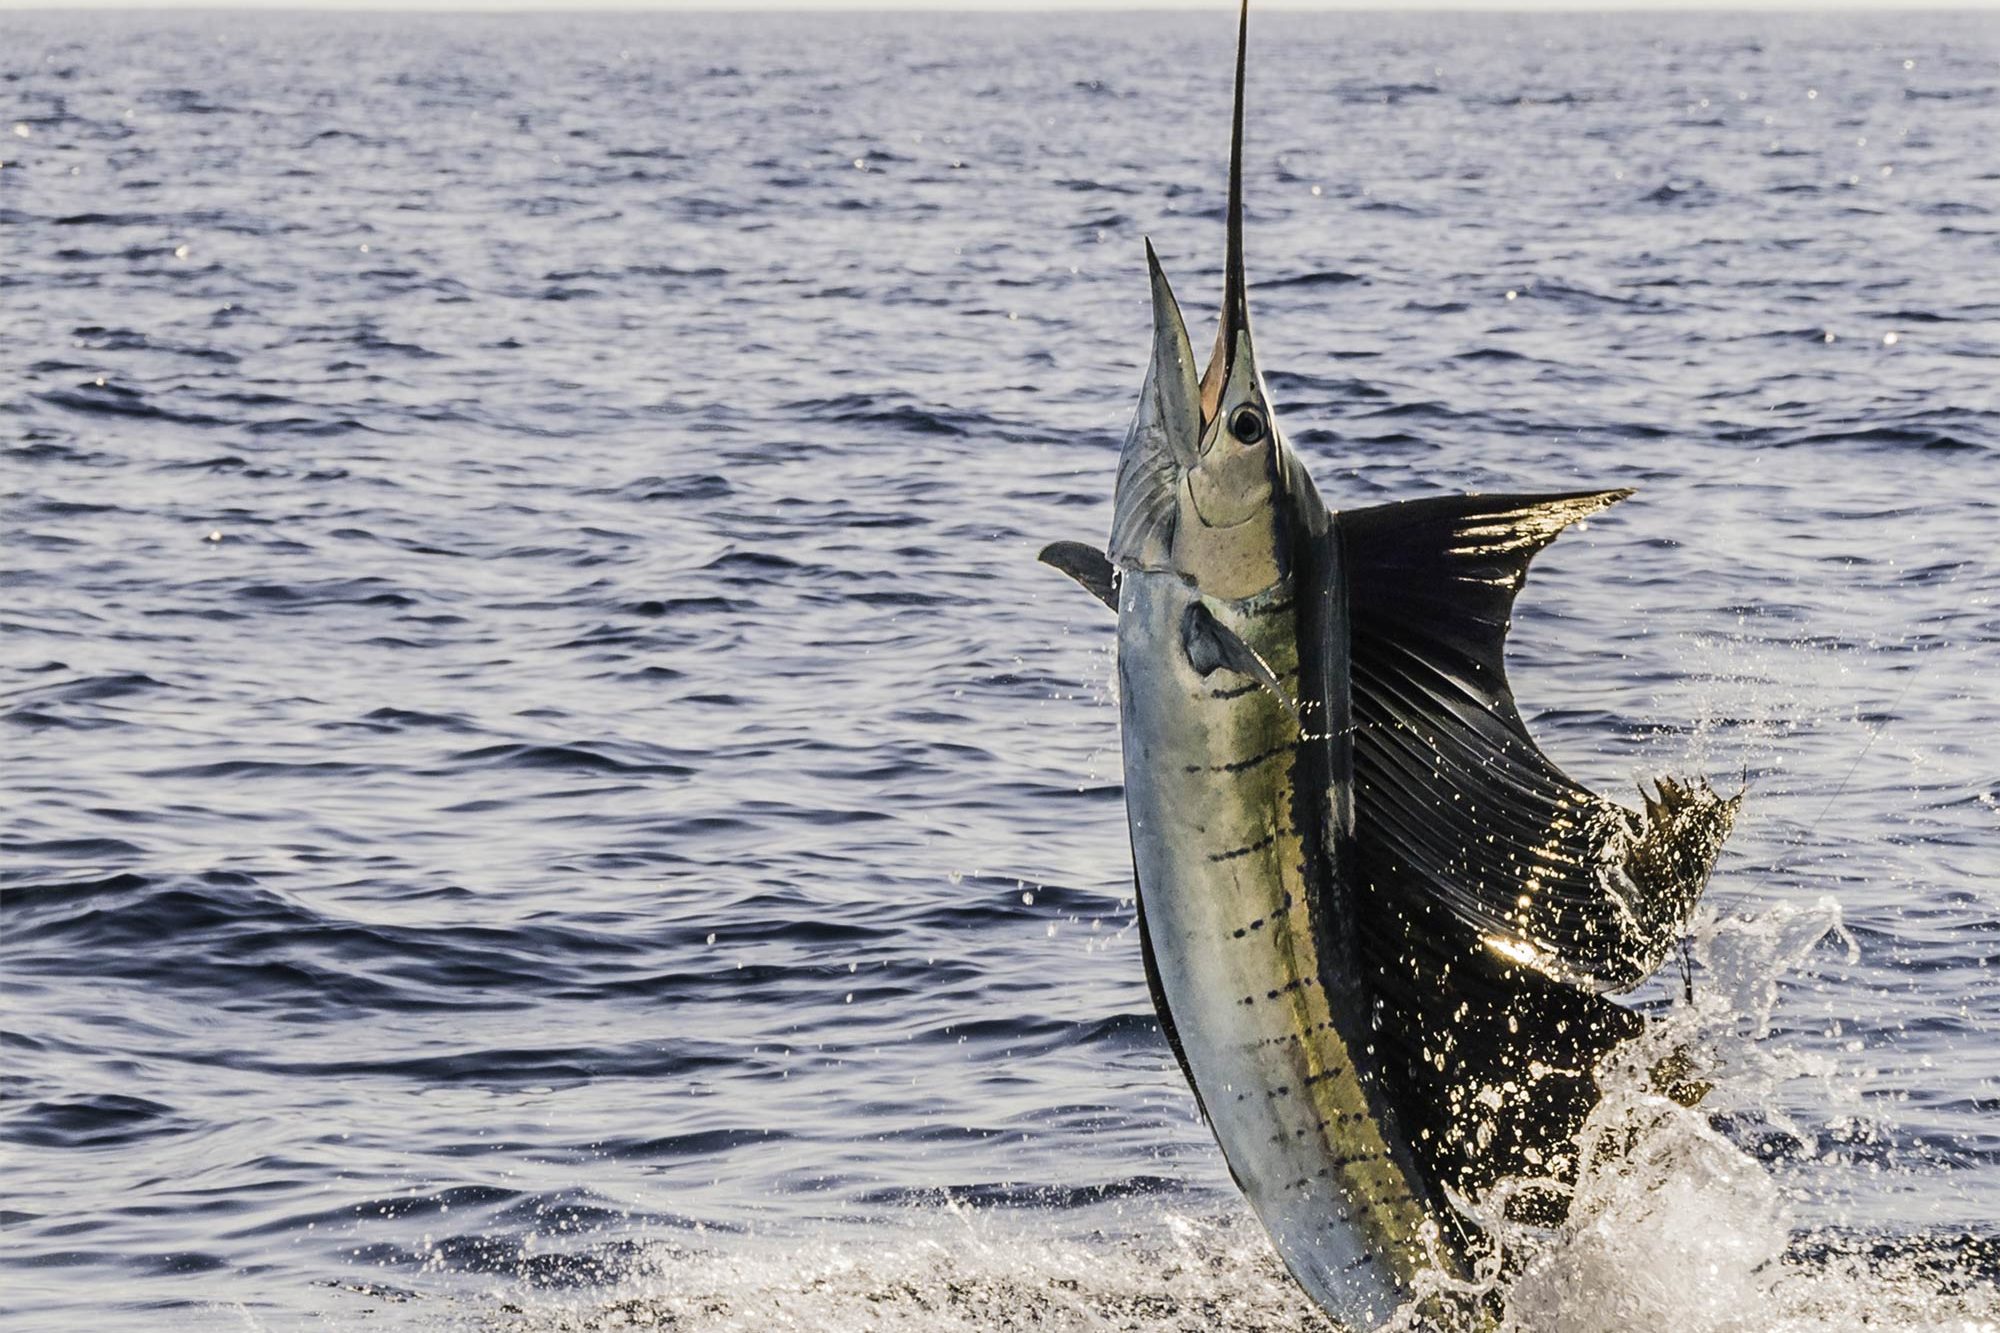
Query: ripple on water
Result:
<box><xmin>1</xmin><ymin>9</ymin><xmax>1996</xmax><ymax>1332</ymax></box>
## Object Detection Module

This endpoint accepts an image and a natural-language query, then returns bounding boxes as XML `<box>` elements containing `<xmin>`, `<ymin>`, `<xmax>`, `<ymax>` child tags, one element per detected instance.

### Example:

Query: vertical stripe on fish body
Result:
<box><xmin>1119</xmin><ymin>567</ymin><xmax>1440</xmax><ymax>1326</ymax></box>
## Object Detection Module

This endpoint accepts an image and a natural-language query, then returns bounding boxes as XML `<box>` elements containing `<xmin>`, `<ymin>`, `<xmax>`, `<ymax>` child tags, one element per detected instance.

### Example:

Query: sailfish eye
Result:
<box><xmin>1228</xmin><ymin>404</ymin><xmax>1268</xmax><ymax>444</ymax></box>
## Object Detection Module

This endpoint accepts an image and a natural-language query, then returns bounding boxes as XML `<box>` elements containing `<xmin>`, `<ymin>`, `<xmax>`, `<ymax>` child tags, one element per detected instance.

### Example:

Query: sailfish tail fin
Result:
<box><xmin>1327</xmin><ymin>489</ymin><xmax>1737</xmax><ymax>1217</ymax></box>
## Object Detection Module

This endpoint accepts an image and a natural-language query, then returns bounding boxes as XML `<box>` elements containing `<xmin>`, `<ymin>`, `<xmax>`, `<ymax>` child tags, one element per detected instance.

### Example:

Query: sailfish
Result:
<box><xmin>1040</xmin><ymin>4</ymin><xmax>1737</xmax><ymax>1327</ymax></box>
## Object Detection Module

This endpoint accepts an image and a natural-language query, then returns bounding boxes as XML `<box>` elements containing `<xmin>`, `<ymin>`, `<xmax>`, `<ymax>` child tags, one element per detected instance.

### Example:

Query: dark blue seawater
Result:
<box><xmin>3</xmin><ymin>9</ymin><xmax>1998</xmax><ymax>1330</ymax></box>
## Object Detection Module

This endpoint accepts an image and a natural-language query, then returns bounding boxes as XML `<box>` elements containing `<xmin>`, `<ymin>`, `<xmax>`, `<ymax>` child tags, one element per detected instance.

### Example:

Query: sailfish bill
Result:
<box><xmin>1039</xmin><ymin>2</ymin><xmax>1737</xmax><ymax>1327</ymax></box>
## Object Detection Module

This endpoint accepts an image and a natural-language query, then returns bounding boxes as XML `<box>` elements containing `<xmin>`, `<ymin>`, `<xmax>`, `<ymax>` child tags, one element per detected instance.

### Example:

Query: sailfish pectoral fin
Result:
<box><xmin>1334</xmin><ymin>489</ymin><xmax>1737</xmax><ymax>994</ymax></box>
<box><xmin>1039</xmin><ymin>541</ymin><xmax>1119</xmax><ymax>611</ymax></box>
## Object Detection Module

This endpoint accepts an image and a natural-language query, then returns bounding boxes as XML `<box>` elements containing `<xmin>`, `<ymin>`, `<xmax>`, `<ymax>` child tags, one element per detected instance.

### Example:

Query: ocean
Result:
<box><xmin>2</xmin><ymin>8</ymin><xmax>1997</xmax><ymax>1330</ymax></box>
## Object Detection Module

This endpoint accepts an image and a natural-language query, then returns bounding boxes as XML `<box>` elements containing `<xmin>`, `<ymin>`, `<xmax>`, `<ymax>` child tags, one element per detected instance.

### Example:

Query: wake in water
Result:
<box><xmin>423</xmin><ymin>906</ymin><xmax>1995</xmax><ymax>1333</ymax></box>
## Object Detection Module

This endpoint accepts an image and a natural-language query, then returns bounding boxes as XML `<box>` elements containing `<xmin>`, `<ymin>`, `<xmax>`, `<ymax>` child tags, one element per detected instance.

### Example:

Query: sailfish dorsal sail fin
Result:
<box><xmin>1326</xmin><ymin>488</ymin><xmax>1737</xmax><ymax>1216</ymax></box>
<box><xmin>1334</xmin><ymin>488</ymin><xmax>1735</xmax><ymax>991</ymax></box>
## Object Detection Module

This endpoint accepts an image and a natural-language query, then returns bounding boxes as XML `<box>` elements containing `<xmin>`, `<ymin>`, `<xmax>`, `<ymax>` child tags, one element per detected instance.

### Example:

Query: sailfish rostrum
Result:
<box><xmin>1040</xmin><ymin>5</ymin><xmax>1738</xmax><ymax>1327</ymax></box>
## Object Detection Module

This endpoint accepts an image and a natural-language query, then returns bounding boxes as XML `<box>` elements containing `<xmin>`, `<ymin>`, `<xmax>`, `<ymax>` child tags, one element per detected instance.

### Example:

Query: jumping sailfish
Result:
<box><xmin>1040</xmin><ymin>5</ymin><xmax>1737</xmax><ymax>1327</ymax></box>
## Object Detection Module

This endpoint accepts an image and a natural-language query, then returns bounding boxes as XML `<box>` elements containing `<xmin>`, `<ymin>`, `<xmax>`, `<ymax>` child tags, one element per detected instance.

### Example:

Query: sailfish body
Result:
<box><xmin>1041</xmin><ymin>6</ymin><xmax>1736</xmax><ymax>1327</ymax></box>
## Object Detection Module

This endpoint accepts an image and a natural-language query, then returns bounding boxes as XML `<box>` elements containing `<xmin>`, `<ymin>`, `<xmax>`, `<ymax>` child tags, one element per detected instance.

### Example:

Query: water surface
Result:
<box><xmin>3</xmin><ymin>10</ymin><xmax>1998</xmax><ymax>1330</ymax></box>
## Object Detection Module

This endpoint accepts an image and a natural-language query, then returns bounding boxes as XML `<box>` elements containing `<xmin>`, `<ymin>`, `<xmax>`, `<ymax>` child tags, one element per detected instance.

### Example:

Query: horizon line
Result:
<box><xmin>4</xmin><ymin>1</ymin><xmax>1995</xmax><ymax>11</ymax></box>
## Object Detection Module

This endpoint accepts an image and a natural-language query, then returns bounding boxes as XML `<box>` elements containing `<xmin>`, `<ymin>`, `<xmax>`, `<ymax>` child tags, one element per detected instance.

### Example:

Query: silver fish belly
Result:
<box><xmin>1119</xmin><ymin>568</ymin><xmax>1435</xmax><ymax>1327</ymax></box>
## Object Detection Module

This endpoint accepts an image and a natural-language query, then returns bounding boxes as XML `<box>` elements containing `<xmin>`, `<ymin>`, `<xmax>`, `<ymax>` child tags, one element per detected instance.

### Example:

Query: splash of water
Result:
<box><xmin>444</xmin><ymin>903</ymin><xmax>1992</xmax><ymax>1333</ymax></box>
<box><xmin>1393</xmin><ymin>899</ymin><xmax>1994</xmax><ymax>1333</ymax></box>
<box><xmin>451</xmin><ymin>1209</ymin><xmax>1337</xmax><ymax>1332</ymax></box>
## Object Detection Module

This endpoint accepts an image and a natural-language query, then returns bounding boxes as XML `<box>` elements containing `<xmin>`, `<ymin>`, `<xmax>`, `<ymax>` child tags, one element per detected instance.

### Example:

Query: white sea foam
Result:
<box><xmin>455</xmin><ymin>1210</ymin><xmax>1338</xmax><ymax>1331</ymax></box>
<box><xmin>461</xmin><ymin>904</ymin><xmax>1994</xmax><ymax>1333</ymax></box>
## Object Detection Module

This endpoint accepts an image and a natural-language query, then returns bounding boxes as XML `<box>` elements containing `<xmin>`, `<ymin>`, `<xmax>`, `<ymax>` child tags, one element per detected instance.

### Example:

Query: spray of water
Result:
<box><xmin>442</xmin><ymin>902</ymin><xmax>1993</xmax><ymax>1333</ymax></box>
<box><xmin>450</xmin><ymin>1207</ymin><xmax>1338</xmax><ymax>1332</ymax></box>
<box><xmin>1388</xmin><ymin>899</ymin><xmax>1994</xmax><ymax>1333</ymax></box>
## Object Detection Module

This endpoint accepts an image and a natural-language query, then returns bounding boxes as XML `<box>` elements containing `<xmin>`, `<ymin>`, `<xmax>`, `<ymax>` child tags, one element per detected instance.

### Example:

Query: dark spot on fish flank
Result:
<box><xmin>1188</xmin><ymin>740</ymin><xmax>1289</xmax><ymax>775</ymax></box>
<box><xmin>1210</xmin><ymin>831</ymin><xmax>1277</xmax><ymax>863</ymax></box>
<box><xmin>1208</xmin><ymin>665</ymin><xmax>1299</xmax><ymax>701</ymax></box>
<box><xmin>1263</xmin><ymin>977</ymin><xmax>1314</xmax><ymax>1003</ymax></box>
<box><xmin>1241</xmin><ymin>995</ymin><xmax>1256</xmax><ymax>1007</ymax></box>
<box><xmin>1231</xmin><ymin>914</ymin><xmax>1269</xmax><ymax>939</ymax></box>
<box><xmin>1270</xmin><ymin>1085</ymin><xmax>1291</xmax><ymax>1098</ymax></box>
